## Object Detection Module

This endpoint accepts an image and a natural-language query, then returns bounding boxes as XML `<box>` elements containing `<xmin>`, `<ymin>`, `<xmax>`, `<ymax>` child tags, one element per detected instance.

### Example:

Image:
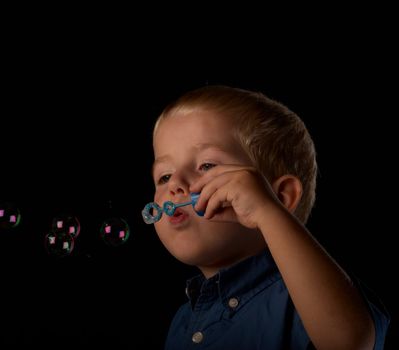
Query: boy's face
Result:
<box><xmin>152</xmin><ymin>110</ymin><xmax>265</xmax><ymax>273</ymax></box>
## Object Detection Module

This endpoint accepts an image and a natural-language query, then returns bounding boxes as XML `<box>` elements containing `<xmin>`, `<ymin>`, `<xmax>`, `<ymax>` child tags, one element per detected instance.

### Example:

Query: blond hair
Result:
<box><xmin>154</xmin><ymin>86</ymin><xmax>317</xmax><ymax>223</ymax></box>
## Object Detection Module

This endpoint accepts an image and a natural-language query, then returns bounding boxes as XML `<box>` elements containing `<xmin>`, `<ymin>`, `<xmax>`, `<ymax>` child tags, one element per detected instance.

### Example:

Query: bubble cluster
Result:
<box><xmin>1</xmin><ymin>201</ymin><xmax>132</xmax><ymax>256</ymax></box>
<box><xmin>45</xmin><ymin>214</ymin><xmax>80</xmax><ymax>258</ymax></box>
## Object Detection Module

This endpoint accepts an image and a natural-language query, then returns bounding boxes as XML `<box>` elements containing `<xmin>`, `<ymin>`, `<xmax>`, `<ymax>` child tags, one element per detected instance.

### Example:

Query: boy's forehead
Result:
<box><xmin>155</xmin><ymin>120</ymin><xmax>232</xmax><ymax>152</ymax></box>
<box><xmin>154</xmin><ymin>138</ymin><xmax>232</xmax><ymax>158</ymax></box>
<box><xmin>152</xmin><ymin>111</ymin><xmax>252</xmax><ymax>165</ymax></box>
<box><xmin>155</xmin><ymin>111</ymin><xmax>232</xmax><ymax>140</ymax></box>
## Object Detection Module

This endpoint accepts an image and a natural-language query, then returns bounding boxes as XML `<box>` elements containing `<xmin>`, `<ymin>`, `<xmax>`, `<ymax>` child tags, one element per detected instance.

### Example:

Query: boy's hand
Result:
<box><xmin>190</xmin><ymin>165</ymin><xmax>282</xmax><ymax>229</ymax></box>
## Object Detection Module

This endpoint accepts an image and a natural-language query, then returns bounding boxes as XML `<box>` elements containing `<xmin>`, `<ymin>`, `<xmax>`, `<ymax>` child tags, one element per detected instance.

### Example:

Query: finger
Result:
<box><xmin>189</xmin><ymin>165</ymin><xmax>227</xmax><ymax>193</ymax></box>
<box><xmin>194</xmin><ymin>172</ymin><xmax>235</xmax><ymax>212</ymax></box>
<box><xmin>207</xmin><ymin>206</ymin><xmax>238</xmax><ymax>223</ymax></box>
<box><xmin>204</xmin><ymin>186</ymin><xmax>232</xmax><ymax>219</ymax></box>
<box><xmin>190</xmin><ymin>164</ymin><xmax>251</xmax><ymax>193</ymax></box>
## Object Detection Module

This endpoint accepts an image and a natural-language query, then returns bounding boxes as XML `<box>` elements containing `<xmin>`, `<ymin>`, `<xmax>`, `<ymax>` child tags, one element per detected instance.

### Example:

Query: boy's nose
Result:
<box><xmin>168</xmin><ymin>177</ymin><xmax>189</xmax><ymax>197</ymax></box>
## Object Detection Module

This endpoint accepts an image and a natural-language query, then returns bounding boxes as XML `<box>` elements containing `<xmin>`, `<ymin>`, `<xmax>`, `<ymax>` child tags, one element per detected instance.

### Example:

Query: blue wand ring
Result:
<box><xmin>142</xmin><ymin>193</ymin><xmax>204</xmax><ymax>224</ymax></box>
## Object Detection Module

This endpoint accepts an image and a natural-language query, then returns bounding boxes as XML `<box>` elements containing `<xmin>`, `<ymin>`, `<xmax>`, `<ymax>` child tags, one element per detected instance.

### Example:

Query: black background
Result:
<box><xmin>1</xmin><ymin>19</ymin><xmax>397</xmax><ymax>348</ymax></box>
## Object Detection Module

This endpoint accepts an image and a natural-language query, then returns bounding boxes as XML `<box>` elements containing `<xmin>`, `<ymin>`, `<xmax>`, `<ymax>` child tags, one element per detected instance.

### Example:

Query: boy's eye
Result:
<box><xmin>157</xmin><ymin>174</ymin><xmax>171</xmax><ymax>185</ymax></box>
<box><xmin>199</xmin><ymin>163</ymin><xmax>216</xmax><ymax>171</ymax></box>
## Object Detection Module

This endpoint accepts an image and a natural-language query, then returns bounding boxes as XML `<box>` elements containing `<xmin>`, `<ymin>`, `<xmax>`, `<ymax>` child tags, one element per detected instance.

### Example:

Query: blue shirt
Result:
<box><xmin>165</xmin><ymin>249</ymin><xmax>389</xmax><ymax>350</ymax></box>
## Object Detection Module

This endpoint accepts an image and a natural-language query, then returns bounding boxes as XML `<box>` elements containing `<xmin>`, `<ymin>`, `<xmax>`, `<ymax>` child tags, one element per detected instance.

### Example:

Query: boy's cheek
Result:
<box><xmin>154</xmin><ymin>187</ymin><xmax>166</xmax><ymax>202</ymax></box>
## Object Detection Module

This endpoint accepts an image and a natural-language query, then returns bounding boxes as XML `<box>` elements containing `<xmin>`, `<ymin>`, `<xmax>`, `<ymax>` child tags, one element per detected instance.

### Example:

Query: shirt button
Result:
<box><xmin>228</xmin><ymin>297</ymin><xmax>239</xmax><ymax>308</ymax></box>
<box><xmin>192</xmin><ymin>331</ymin><xmax>204</xmax><ymax>344</ymax></box>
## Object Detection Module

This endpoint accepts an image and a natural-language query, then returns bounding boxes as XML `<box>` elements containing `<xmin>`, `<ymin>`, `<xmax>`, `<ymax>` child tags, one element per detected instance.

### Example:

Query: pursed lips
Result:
<box><xmin>168</xmin><ymin>207</ymin><xmax>190</xmax><ymax>225</ymax></box>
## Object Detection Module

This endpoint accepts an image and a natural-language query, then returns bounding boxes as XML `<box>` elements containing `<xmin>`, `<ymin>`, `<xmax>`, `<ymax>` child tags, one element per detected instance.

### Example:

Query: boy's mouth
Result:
<box><xmin>168</xmin><ymin>208</ymin><xmax>189</xmax><ymax>225</ymax></box>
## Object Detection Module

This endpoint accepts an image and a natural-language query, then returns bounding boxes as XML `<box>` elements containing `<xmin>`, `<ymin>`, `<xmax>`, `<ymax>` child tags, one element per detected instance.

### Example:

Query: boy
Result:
<box><xmin>150</xmin><ymin>85</ymin><xmax>389</xmax><ymax>349</ymax></box>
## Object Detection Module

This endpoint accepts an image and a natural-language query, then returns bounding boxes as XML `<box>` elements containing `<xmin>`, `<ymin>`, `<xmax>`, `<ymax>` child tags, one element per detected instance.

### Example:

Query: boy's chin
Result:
<box><xmin>172</xmin><ymin>251</ymin><xmax>207</xmax><ymax>267</ymax></box>
<box><xmin>171</xmin><ymin>247</ymin><xmax>237</xmax><ymax>272</ymax></box>
<box><xmin>170</xmin><ymin>247</ymin><xmax>218</xmax><ymax>267</ymax></box>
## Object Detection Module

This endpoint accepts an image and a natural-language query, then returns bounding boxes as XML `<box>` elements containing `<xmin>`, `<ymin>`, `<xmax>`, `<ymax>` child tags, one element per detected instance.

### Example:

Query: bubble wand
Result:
<box><xmin>142</xmin><ymin>193</ymin><xmax>204</xmax><ymax>224</ymax></box>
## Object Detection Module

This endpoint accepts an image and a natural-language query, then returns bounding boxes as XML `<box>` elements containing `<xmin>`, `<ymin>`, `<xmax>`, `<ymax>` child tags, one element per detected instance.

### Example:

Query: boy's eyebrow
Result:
<box><xmin>152</xmin><ymin>155</ymin><xmax>171</xmax><ymax>176</ymax></box>
<box><xmin>194</xmin><ymin>143</ymin><xmax>225</xmax><ymax>152</ymax></box>
<box><xmin>152</xmin><ymin>143</ymin><xmax>225</xmax><ymax>176</ymax></box>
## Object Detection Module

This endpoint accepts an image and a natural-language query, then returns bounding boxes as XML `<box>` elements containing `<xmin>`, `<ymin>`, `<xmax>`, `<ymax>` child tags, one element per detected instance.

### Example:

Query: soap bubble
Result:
<box><xmin>51</xmin><ymin>215</ymin><xmax>80</xmax><ymax>238</ymax></box>
<box><xmin>44</xmin><ymin>231</ymin><xmax>75</xmax><ymax>257</ymax></box>
<box><xmin>100</xmin><ymin>217</ymin><xmax>130</xmax><ymax>247</ymax></box>
<box><xmin>0</xmin><ymin>201</ymin><xmax>21</xmax><ymax>229</ymax></box>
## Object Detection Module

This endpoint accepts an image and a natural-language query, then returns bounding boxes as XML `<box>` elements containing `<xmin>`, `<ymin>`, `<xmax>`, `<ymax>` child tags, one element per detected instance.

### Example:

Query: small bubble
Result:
<box><xmin>51</xmin><ymin>215</ymin><xmax>80</xmax><ymax>238</ymax></box>
<box><xmin>44</xmin><ymin>231</ymin><xmax>75</xmax><ymax>257</ymax></box>
<box><xmin>100</xmin><ymin>217</ymin><xmax>130</xmax><ymax>247</ymax></box>
<box><xmin>0</xmin><ymin>202</ymin><xmax>21</xmax><ymax>229</ymax></box>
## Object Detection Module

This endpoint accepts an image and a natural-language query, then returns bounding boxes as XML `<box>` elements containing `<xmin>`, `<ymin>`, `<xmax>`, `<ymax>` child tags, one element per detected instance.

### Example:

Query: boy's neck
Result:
<box><xmin>198</xmin><ymin>246</ymin><xmax>267</xmax><ymax>279</ymax></box>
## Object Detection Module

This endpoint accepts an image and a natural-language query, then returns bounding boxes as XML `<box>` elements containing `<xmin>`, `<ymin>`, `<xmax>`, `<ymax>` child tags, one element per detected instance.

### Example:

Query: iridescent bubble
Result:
<box><xmin>51</xmin><ymin>215</ymin><xmax>80</xmax><ymax>238</ymax></box>
<box><xmin>100</xmin><ymin>217</ymin><xmax>130</xmax><ymax>247</ymax></box>
<box><xmin>0</xmin><ymin>201</ymin><xmax>21</xmax><ymax>229</ymax></box>
<box><xmin>44</xmin><ymin>231</ymin><xmax>75</xmax><ymax>257</ymax></box>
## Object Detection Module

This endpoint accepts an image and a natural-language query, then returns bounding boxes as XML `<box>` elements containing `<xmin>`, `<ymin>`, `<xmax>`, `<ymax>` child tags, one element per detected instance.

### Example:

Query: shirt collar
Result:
<box><xmin>185</xmin><ymin>249</ymin><xmax>280</xmax><ymax>310</ymax></box>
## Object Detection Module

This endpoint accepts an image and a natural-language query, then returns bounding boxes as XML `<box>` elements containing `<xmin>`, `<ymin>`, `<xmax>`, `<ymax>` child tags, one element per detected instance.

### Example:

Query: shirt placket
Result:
<box><xmin>185</xmin><ymin>284</ymin><xmax>218</xmax><ymax>348</ymax></box>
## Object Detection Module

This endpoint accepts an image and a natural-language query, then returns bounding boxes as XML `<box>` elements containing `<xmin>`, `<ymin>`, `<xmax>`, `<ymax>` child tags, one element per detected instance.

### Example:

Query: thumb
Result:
<box><xmin>205</xmin><ymin>206</ymin><xmax>238</xmax><ymax>223</ymax></box>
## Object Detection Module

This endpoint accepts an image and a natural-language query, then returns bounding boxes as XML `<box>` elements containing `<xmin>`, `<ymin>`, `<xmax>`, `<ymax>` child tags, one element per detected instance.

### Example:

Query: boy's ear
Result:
<box><xmin>271</xmin><ymin>175</ymin><xmax>303</xmax><ymax>213</ymax></box>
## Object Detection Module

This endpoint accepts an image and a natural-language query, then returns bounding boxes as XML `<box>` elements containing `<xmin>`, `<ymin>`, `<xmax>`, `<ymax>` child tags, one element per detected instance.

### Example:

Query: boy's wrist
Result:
<box><xmin>255</xmin><ymin>200</ymin><xmax>291</xmax><ymax>233</ymax></box>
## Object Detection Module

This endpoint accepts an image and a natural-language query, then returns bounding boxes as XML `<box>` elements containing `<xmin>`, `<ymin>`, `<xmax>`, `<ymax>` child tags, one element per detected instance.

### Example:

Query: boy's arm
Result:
<box><xmin>192</xmin><ymin>165</ymin><xmax>376</xmax><ymax>350</ymax></box>
<box><xmin>257</xmin><ymin>204</ymin><xmax>375</xmax><ymax>350</ymax></box>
